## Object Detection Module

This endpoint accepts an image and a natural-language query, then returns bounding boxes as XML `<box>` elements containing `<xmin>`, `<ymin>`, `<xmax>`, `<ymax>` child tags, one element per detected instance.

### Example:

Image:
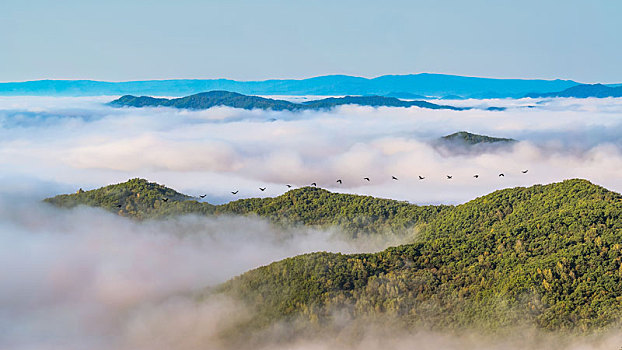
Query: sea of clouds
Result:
<box><xmin>1</xmin><ymin>96</ymin><xmax>622</xmax><ymax>349</ymax></box>
<box><xmin>2</xmin><ymin>96</ymin><xmax>622</xmax><ymax>204</ymax></box>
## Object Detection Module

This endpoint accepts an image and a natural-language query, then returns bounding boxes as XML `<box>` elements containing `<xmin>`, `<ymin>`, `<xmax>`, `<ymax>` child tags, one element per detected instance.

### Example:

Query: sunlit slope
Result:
<box><xmin>44</xmin><ymin>179</ymin><xmax>449</xmax><ymax>235</ymax></box>
<box><xmin>219</xmin><ymin>187</ymin><xmax>448</xmax><ymax>235</ymax></box>
<box><xmin>220</xmin><ymin>179</ymin><xmax>622</xmax><ymax>332</ymax></box>
<box><xmin>44</xmin><ymin>178</ymin><xmax>214</xmax><ymax>219</ymax></box>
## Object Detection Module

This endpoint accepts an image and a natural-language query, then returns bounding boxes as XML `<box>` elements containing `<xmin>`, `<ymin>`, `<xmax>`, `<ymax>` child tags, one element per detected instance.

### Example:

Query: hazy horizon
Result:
<box><xmin>0</xmin><ymin>72</ymin><xmax>594</xmax><ymax>84</ymax></box>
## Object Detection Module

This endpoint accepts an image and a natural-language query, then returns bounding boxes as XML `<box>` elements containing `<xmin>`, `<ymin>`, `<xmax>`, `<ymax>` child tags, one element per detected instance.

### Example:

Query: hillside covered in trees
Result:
<box><xmin>220</xmin><ymin>179</ymin><xmax>622</xmax><ymax>336</ymax></box>
<box><xmin>45</xmin><ymin>178</ymin><xmax>448</xmax><ymax>236</ymax></box>
<box><xmin>45</xmin><ymin>178</ymin><xmax>622</xmax><ymax>337</ymax></box>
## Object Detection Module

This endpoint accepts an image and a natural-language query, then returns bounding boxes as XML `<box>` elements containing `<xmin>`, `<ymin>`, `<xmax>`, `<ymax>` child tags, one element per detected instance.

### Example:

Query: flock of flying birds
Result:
<box><xmin>191</xmin><ymin>169</ymin><xmax>530</xmax><ymax>199</ymax></box>
<box><xmin>112</xmin><ymin>169</ymin><xmax>528</xmax><ymax>207</ymax></box>
<box><xmin>112</xmin><ymin>170</ymin><xmax>531</xmax><ymax>206</ymax></box>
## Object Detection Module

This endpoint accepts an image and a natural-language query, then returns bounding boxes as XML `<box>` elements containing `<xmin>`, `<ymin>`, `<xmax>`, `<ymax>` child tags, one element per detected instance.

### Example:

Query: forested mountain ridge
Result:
<box><xmin>45</xmin><ymin>179</ymin><xmax>622</xmax><ymax>333</ymax></box>
<box><xmin>218</xmin><ymin>186</ymin><xmax>449</xmax><ymax>236</ymax></box>
<box><xmin>44</xmin><ymin>178</ymin><xmax>213</xmax><ymax>219</ymax></box>
<box><xmin>220</xmin><ymin>179</ymin><xmax>622</xmax><ymax>334</ymax></box>
<box><xmin>109</xmin><ymin>91</ymin><xmax>464</xmax><ymax>111</ymax></box>
<box><xmin>44</xmin><ymin>179</ymin><xmax>449</xmax><ymax>235</ymax></box>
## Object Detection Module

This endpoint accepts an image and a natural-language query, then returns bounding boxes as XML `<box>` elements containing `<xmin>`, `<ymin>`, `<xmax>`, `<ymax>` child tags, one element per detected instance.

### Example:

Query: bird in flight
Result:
<box><xmin>418</xmin><ymin>176</ymin><xmax>425</xmax><ymax>180</ymax></box>
<box><xmin>311</xmin><ymin>182</ymin><xmax>317</xmax><ymax>187</ymax></box>
<box><xmin>259</xmin><ymin>187</ymin><xmax>266</xmax><ymax>191</ymax></box>
<box><xmin>473</xmin><ymin>175</ymin><xmax>479</xmax><ymax>178</ymax></box>
<box><xmin>336</xmin><ymin>179</ymin><xmax>342</xmax><ymax>184</ymax></box>
<box><xmin>522</xmin><ymin>170</ymin><xmax>529</xmax><ymax>174</ymax></box>
<box><xmin>499</xmin><ymin>173</ymin><xmax>505</xmax><ymax>177</ymax></box>
<box><xmin>447</xmin><ymin>175</ymin><xmax>453</xmax><ymax>179</ymax></box>
<box><xmin>199</xmin><ymin>194</ymin><xmax>206</xmax><ymax>198</ymax></box>
<box><xmin>231</xmin><ymin>190</ymin><xmax>239</xmax><ymax>194</ymax></box>
<box><xmin>392</xmin><ymin>176</ymin><xmax>398</xmax><ymax>180</ymax></box>
<box><xmin>286</xmin><ymin>184</ymin><xmax>292</xmax><ymax>188</ymax></box>
<box><xmin>364</xmin><ymin>177</ymin><xmax>370</xmax><ymax>181</ymax></box>
<box><xmin>162</xmin><ymin>198</ymin><xmax>169</xmax><ymax>202</ymax></box>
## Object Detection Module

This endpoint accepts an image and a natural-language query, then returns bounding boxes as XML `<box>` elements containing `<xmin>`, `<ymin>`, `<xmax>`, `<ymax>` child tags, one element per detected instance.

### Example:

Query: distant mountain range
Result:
<box><xmin>109</xmin><ymin>91</ymin><xmax>465</xmax><ymax>111</ymax></box>
<box><xmin>525</xmin><ymin>83</ymin><xmax>622</xmax><ymax>98</ymax></box>
<box><xmin>0</xmin><ymin>73</ymin><xmax>582</xmax><ymax>98</ymax></box>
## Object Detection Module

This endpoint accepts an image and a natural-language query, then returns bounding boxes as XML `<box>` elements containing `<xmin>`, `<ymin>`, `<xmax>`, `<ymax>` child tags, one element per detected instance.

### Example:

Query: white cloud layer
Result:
<box><xmin>1</xmin><ymin>96</ymin><xmax>622</xmax><ymax>204</ymax></box>
<box><xmin>2</xmin><ymin>96</ymin><xmax>622</xmax><ymax>349</ymax></box>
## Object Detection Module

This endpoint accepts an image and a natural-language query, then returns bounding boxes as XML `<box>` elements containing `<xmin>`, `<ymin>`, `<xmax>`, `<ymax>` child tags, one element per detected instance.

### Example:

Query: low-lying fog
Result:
<box><xmin>1</xmin><ymin>96</ymin><xmax>622</xmax><ymax>349</ymax></box>
<box><xmin>0</xmin><ymin>196</ymin><xmax>412</xmax><ymax>349</ymax></box>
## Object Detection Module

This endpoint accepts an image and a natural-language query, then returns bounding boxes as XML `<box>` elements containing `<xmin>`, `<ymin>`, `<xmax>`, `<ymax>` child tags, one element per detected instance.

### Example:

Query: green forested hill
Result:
<box><xmin>218</xmin><ymin>187</ymin><xmax>448</xmax><ymax>236</ymax></box>
<box><xmin>220</xmin><ymin>179</ymin><xmax>622</xmax><ymax>334</ymax></box>
<box><xmin>45</xmin><ymin>178</ymin><xmax>622</xmax><ymax>334</ymax></box>
<box><xmin>44</xmin><ymin>179</ymin><xmax>448</xmax><ymax>235</ymax></box>
<box><xmin>44</xmin><ymin>178</ymin><xmax>213</xmax><ymax>219</ymax></box>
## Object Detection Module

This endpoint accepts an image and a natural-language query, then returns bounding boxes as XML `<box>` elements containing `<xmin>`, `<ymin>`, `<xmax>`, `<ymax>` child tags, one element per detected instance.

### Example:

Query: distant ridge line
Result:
<box><xmin>108</xmin><ymin>91</ymin><xmax>464</xmax><ymax>111</ymax></box>
<box><xmin>0</xmin><ymin>73</ymin><xmax>584</xmax><ymax>98</ymax></box>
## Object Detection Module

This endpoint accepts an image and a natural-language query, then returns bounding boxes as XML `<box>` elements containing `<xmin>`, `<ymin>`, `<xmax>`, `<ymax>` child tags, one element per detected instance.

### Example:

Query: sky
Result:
<box><xmin>1</xmin><ymin>0</ymin><xmax>621</xmax><ymax>83</ymax></box>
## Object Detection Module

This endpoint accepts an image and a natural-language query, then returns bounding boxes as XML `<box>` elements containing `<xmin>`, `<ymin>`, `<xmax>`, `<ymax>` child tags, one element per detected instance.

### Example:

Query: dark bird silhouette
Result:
<box><xmin>116</xmin><ymin>204</ymin><xmax>122</xmax><ymax>208</ymax></box>
<box><xmin>392</xmin><ymin>176</ymin><xmax>398</xmax><ymax>180</ymax></box>
<box><xmin>418</xmin><ymin>176</ymin><xmax>425</xmax><ymax>180</ymax></box>
<box><xmin>259</xmin><ymin>187</ymin><xmax>266</xmax><ymax>191</ymax></box>
<box><xmin>231</xmin><ymin>190</ymin><xmax>238</xmax><ymax>194</ymax></box>
<box><xmin>336</xmin><ymin>179</ymin><xmax>342</xmax><ymax>184</ymax></box>
<box><xmin>447</xmin><ymin>175</ymin><xmax>453</xmax><ymax>179</ymax></box>
<box><xmin>499</xmin><ymin>173</ymin><xmax>505</xmax><ymax>177</ymax></box>
<box><xmin>199</xmin><ymin>194</ymin><xmax>206</xmax><ymax>198</ymax></box>
<box><xmin>286</xmin><ymin>184</ymin><xmax>292</xmax><ymax>188</ymax></box>
<box><xmin>473</xmin><ymin>174</ymin><xmax>479</xmax><ymax>178</ymax></box>
<box><xmin>311</xmin><ymin>182</ymin><xmax>317</xmax><ymax>187</ymax></box>
<box><xmin>522</xmin><ymin>170</ymin><xmax>529</xmax><ymax>174</ymax></box>
<box><xmin>364</xmin><ymin>177</ymin><xmax>370</xmax><ymax>181</ymax></box>
<box><xmin>162</xmin><ymin>198</ymin><xmax>169</xmax><ymax>202</ymax></box>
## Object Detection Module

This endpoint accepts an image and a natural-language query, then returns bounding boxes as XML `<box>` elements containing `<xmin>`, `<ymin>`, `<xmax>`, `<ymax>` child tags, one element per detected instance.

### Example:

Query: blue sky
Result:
<box><xmin>1</xmin><ymin>0</ymin><xmax>620</xmax><ymax>82</ymax></box>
